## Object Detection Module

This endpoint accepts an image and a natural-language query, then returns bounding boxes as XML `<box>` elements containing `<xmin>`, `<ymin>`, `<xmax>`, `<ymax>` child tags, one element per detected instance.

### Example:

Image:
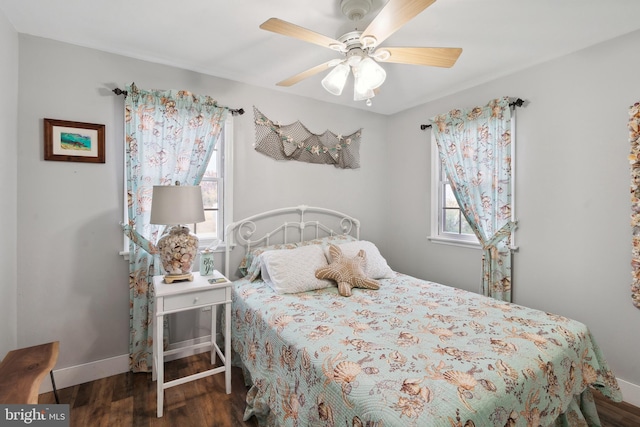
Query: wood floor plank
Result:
<box><xmin>111</xmin><ymin>372</ymin><xmax>131</xmax><ymax>403</ymax></box>
<box><xmin>109</xmin><ymin>396</ymin><xmax>133</xmax><ymax>427</ymax></box>
<box><xmin>38</xmin><ymin>352</ymin><xmax>636</xmax><ymax>427</ymax></box>
<box><xmin>71</xmin><ymin>380</ymin><xmax>93</xmax><ymax>408</ymax></box>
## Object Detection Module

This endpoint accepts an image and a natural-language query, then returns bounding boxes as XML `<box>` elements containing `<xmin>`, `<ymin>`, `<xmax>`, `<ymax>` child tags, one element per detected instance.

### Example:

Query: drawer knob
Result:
<box><xmin>194</xmin><ymin>297</ymin><xmax>199</xmax><ymax>304</ymax></box>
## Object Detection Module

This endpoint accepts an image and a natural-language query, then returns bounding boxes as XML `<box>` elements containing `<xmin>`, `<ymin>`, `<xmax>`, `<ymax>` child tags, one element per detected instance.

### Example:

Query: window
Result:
<box><xmin>187</xmin><ymin>114</ymin><xmax>234</xmax><ymax>249</ymax></box>
<box><xmin>121</xmin><ymin>115</ymin><xmax>234</xmax><ymax>256</ymax></box>
<box><xmin>429</xmin><ymin>132</ymin><xmax>479</xmax><ymax>248</ymax></box>
<box><xmin>441</xmin><ymin>176</ymin><xmax>476</xmax><ymax>237</ymax></box>
<box><xmin>428</xmin><ymin>113</ymin><xmax>516</xmax><ymax>249</ymax></box>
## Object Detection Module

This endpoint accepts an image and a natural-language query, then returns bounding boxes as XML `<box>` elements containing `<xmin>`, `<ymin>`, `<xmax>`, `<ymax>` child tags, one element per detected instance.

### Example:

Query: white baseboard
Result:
<box><xmin>618</xmin><ymin>378</ymin><xmax>640</xmax><ymax>408</ymax></box>
<box><xmin>38</xmin><ymin>353</ymin><xmax>129</xmax><ymax>394</ymax></box>
<box><xmin>38</xmin><ymin>335</ymin><xmax>215</xmax><ymax>394</ymax></box>
<box><xmin>39</xmin><ymin>340</ymin><xmax>640</xmax><ymax>409</ymax></box>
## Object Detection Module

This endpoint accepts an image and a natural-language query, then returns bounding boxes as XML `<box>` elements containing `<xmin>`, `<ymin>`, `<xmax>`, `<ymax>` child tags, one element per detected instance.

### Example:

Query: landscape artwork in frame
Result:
<box><xmin>44</xmin><ymin>118</ymin><xmax>105</xmax><ymax>163</ymax></box>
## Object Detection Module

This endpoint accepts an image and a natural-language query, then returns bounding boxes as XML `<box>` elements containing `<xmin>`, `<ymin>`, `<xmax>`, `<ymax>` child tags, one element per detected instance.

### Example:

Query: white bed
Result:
<box><xmin>223</xmin><ymin>206</ymin><xmax>622</xmax><ymax>426</ymax></box>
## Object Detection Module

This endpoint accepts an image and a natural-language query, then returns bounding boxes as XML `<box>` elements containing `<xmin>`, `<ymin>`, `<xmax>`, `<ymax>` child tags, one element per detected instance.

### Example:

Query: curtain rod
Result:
<box><xmin>419</xmin><ymin>98</ymin><xmax>525</xmax><ymax>130</ymax></box>
<box><xmin>112</xmin><ymin>87</ymin><xmax>245</xmax><ymax>116</ymax></box>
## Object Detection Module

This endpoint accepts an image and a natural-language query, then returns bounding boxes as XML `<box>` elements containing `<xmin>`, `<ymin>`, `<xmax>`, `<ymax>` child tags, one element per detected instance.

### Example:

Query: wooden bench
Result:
<box><xmin>0</xmin><ymin>341</ymin><xmax>60</xmax><ymax>404</ymax></box>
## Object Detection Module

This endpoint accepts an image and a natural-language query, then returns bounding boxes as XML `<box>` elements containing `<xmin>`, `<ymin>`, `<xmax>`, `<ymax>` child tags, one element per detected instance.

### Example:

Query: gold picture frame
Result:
<box><xmin>44</xmin><ymin>118</ymin><xmax>105</xmax><ymax>163</ymax></box>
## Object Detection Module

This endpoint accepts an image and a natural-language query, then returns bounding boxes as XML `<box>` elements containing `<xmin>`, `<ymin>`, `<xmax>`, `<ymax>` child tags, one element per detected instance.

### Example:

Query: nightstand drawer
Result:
<box><xmin>164</xmin><ymin>287</ymin><xmax>226</xmax><ymax>311</ymax></box>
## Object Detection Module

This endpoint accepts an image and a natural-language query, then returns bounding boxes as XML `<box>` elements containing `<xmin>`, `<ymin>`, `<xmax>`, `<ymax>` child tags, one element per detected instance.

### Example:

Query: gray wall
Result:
<box><xmin>0</xmin><ymin>10</ymin><xmax>18</xmax><ymax>359</ymax></box>
<box><xmin>386</xmin><ymin>30</ymin><xmax>640</xmax><ymax>388</ymax></box>
<box><xmin>15</xmin><ymin>35</ymin><xmax>389</xmax><ymax>368</ymax></box>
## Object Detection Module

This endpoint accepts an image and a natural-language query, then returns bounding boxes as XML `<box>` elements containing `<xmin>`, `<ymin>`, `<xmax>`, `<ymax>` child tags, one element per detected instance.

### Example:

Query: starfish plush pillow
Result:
<box><xmin>315</xmin><ymin>244</ymin><xmax>380</xmax><ymax>297</ymax></box>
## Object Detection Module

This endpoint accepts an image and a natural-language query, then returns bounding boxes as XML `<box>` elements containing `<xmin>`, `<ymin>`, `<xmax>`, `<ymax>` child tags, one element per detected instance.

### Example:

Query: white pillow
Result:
<box><xmin>260</xmin><ymin>244</ymin><xmax>333</xmax><ymax>294</ymax></box>
<box><xmin>325</xmin><ymin>240</ymin><xmax>395</xmax><ymax>279</ymax></box>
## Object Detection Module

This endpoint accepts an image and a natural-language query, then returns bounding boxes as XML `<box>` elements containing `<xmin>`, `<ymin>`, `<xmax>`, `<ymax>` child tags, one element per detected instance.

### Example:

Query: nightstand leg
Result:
<box><xmin>156</xmin><ymin>313</ymin><xmax>164</xmax><ymax>417</ymax></box>
<box><xmin>152</xmin><ymin>310</ymin><xmax>157</xmax><ymax>382</ymax></box>
<box><xmin>225</xmin><ymin>300</ymin><xmax>231</xmax><ymax>394</ymax></box>
<box><xmin>211</xmin><ymin>306</ymin><xmax>217</xmax><ymax>365</ymax></box>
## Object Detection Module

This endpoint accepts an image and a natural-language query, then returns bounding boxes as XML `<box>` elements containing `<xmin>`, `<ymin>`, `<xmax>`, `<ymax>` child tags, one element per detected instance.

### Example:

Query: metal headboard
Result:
<box><xmin>224</xmin><ymin>205</ymin><xmax>360</xmax><ymax>278</ymax></box>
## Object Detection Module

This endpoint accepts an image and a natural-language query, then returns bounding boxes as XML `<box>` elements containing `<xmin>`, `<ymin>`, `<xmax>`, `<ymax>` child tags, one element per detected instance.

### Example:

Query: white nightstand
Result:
<box><xmin>152</xmin><ymin>271</ymin><xmax>232</xmax><ymax>417</ymax></box>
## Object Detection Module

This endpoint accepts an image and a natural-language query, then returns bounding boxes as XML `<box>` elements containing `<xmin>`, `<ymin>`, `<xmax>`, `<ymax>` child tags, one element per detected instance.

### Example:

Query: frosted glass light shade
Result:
<box><xmin>150</xmin><ymin>185</ymin><xmax>205</xmax><ymax>225</ymax></box>
<box><xmin>353</xmin><ymin>80</ymin><xmax>376</xmax><ymax>101</ymax></box>
<box><xmin>321</xmin><ymin>63</ymin><xmax>350</xmax><ymax>96</ymax></box>
<box><xmin>354</xmin><ymin>57</ymin><xmax>386</xmax><ymax>90</ymax></box>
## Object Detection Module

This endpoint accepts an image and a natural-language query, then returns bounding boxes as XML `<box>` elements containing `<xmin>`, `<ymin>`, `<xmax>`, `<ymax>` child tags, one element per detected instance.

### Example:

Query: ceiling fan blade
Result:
<box><xmin>276</xmin><ymin>60</ymin><xmax>337</xmax><ymax>87</ymax></box>
<box><xmin>360</xmin><ymin>0</ymin><xmax>436</xmax><ymax>48</ymax></box>
<box><xmin>375</xmin><ymin>47</ymin><xmax>462</xmax><ymax>67</ymax></box>
<box><xmin>260</xmin><ymin>18</ymin><xmax>346</xmax><ymax>51</ymax></box>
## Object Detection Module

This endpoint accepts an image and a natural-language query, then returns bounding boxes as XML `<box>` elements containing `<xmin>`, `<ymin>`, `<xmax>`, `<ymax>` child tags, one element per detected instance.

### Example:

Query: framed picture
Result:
<box><xmin>44</xmin><ymin>118</ymin><xmax>105</xmax><ymax>163</ymax></box>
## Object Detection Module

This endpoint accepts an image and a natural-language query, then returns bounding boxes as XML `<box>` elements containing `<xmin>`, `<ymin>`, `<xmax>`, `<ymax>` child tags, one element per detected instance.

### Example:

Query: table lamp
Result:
<box><xmin>150</xmin><ymin>183</ymin><xmax>205</xmax><ymax>283</ymax></box>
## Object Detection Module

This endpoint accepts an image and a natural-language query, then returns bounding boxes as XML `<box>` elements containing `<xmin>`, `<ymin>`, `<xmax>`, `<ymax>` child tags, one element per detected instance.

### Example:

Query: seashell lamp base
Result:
<box><xmin>157</xmin><ymin>225</ymin><xmax>198</xmax><ymax>283</ymax></box>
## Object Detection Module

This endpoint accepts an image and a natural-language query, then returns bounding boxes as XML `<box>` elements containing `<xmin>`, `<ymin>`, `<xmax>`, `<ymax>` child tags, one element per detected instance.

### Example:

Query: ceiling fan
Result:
<box><xmin>259</xmin><ymin>0</ymin><xmax>462</xmax><ymax>105</ymax></box>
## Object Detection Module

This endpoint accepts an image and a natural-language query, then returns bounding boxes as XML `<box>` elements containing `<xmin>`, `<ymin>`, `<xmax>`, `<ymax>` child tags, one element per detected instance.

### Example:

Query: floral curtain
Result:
<box><xmin>628</xmin><ymin>102</ymin><xmax>640</xmax><ymax>309</ymax></box>
<box><xmin>431</xmin><ymin>97</ymin><xmax>515</xmax><ymax>301</ymax></box>
<box><xmin>123</xmin><ymin>83</ymin><xmax>228</xmax><ymax>372</ymax></box>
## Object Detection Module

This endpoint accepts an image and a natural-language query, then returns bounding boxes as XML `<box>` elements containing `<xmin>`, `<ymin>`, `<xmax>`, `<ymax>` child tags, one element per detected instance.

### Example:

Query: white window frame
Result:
<box><xmin>195</xmin><ymin>114</ymin><xmax>234</xmax><ymax>250</ymax></box>
<box><xmin>428</xmin><ymin>131</ymin><xmax>481</xmax><ymax>249</ymax></box>
<box><xmin>120</xmin><ymin>115</ymin><xmax>234</xmax><ymax>258</ymax></box>
<box><xmin>428</xmin><ymin>111</ymin><xmax>516</xmax><ymax>249</ymax></box>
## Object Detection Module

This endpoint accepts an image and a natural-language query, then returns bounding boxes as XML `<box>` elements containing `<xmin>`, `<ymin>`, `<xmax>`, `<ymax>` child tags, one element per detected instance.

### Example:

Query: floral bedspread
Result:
<box><xmin>230</xmin><ymin>274</ymin><xmax>621</xmax><ymax>426</ymax></box>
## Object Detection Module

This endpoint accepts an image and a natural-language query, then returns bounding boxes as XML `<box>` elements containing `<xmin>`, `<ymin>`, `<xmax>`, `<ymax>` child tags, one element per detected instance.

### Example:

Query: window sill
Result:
<box><xmin>427</xmin><ymin>235</ymin><xmax>481</xmax><ymax>250</ymax></box>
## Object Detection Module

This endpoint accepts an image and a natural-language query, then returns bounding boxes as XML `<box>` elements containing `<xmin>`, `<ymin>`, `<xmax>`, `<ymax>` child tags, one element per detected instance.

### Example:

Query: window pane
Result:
<box><xmin>197</xmin><ymin>210</ymin><xmax>218</xmax><ymax>235</ymax></box>
<box><xmin>444</xmin><ymin>184</ymin><xmax>458</xmax><ymax>208</ymax></box>
<box><xmin>204</xmin><ymin>152</ymin><xmax>219</xmax><ymax>177</ymax></box>
<box><xmin>461</xmin><ymin>217</ymin><xmax>474</xmax><ymax>235</ymax></box>
<box><xmin>200</xmin><ymin>181</ymin><xmax>218</xmax><ymax>209</ymax></box>
<box><xmin>443</xmin><ymin>209</ymin><xmax>460</xmax><ymax>233</ymax></box>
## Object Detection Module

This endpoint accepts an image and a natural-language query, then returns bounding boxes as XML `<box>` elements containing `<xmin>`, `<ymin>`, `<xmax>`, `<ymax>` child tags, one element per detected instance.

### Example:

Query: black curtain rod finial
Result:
<box><xmin>511</xmin><ymin>98</ymin><xmax>525</xmax><ymax>108</ymax></box>
<box><xmin>112</xmin><ymin>88</ymin><xmax>127</xmax><ymax>96</ymax></box>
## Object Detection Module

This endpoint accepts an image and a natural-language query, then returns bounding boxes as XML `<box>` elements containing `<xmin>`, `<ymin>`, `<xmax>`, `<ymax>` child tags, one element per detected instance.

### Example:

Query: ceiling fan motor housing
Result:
<box><xmin>341</xmin><ymin>0</ymin><xmax>373</xmax><ymax>21</ymax></box>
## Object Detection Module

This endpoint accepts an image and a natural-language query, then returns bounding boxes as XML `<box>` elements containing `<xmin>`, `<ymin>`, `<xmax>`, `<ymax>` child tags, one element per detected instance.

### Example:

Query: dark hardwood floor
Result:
<box><xmin>39</xmin><ymin>353</ymin><xmax>640</xmax><ymax>426</ymax></box>
<box><xmin>39</xmin><ymin>352</ymin><xmax>257</xmax><ymax>427</ymax></box>
<box><xmin>593</xmin><ymin>390</ymin><xmax>640</xmax><ymax>427</ymax></box>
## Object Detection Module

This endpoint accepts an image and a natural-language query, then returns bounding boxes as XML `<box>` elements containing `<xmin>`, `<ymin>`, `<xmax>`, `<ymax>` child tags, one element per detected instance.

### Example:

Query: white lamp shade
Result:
<box><xmin>150</xmin><ymin>185</ymin><xmax>205</xmax><ymax>225</ymax></box>
<box><xmin>321</xmin><ymin>63</ymin><xmax>350</xmax><ymax>96</ymax></box>
<box><xmin>353</xmin><ymin>57</ymin><xmax>386</xmax><ymax>90</ymax></box>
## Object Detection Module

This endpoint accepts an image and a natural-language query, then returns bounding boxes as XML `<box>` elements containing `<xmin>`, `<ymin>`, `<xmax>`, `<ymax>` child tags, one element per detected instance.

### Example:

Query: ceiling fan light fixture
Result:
<box><xmin>354</xmin><ymin>57</ymin><xmax>386</xmax><ymax>90</ymax></box>
<box><xmin>353</xmin><ymin>80</ymin><xmax>375</xmax><ymax>102</ymax></box>
<box><xmin>347</xmin><ymin>55</ymin><xmax>362</xmax><ymax>67</ymax></box>
<box><xmin>321</xmin><ymin>62</ymin><xmax>350</xmax><ymax>96</ymax></box>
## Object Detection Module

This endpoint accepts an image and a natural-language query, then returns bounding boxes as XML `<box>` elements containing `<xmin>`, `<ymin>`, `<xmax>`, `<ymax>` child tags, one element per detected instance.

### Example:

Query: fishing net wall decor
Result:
<box><xmin>253</xmin><ymin>107</ymin><xmax>362</xmax><ymax>169</ymax></box>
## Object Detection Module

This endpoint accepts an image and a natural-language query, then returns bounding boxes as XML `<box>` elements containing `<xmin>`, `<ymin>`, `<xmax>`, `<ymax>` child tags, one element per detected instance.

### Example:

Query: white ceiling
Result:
<box><xmin>2</xmin><ymin>0</ymin><xmax>640</xmax><ymax>115</ymax></box>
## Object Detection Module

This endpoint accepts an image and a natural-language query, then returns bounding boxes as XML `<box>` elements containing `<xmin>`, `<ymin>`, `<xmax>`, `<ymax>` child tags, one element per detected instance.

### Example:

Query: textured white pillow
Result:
<box><xmin>325</xmin><ymin>240</ymin><xmax>395</xmax><ymax>279</ymax></box>
<box><xmin>260</xmin><ymin>244</ymin><xmax>333</xmax><ymax>294</ymax></box>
